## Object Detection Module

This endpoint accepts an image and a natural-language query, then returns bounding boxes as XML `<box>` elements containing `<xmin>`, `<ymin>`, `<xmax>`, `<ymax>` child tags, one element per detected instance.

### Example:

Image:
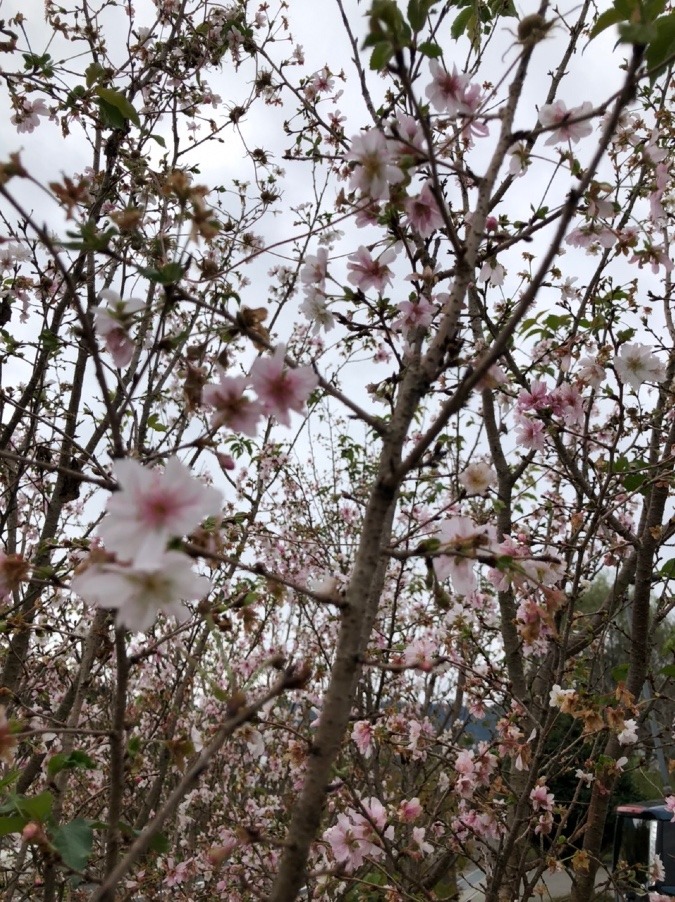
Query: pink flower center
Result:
<box><xmin>139</xmin><ymin>490</ymin><xmax>181</xmax><ymax>528</ymax></box>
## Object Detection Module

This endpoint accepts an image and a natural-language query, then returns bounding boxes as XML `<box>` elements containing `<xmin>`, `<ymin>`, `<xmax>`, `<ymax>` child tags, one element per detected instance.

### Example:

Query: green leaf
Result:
<box><xmin>95</xmin><ymin>87</ymin><xmax>140</xmax><ymax>127</ymax></box>
<box><xmin>51</xmin><ymin>819</ymin><xmax>93</xmax><ymax>872</ymax></box>
<box><xmin>63</xmin><ymin>223</ymin><xmax>118</xmax><ymax>252</ymax></box>
<box><xmin>369</xmin><ymin>41</ymin><xmax>394</xmax><ymax>70</ymax></box>
<box><xmin>0</xmin><ymin>771</ymin><xmax>19</xmax><ymax>793</ymax></box>
<box><xmin>0</xmin><ymin>790</ymin><xmax>54</xmax><ymax>821</ymax></box>
<box><xmin>148</xmin><ymin>133</ymin><xmax>167</xmax><ymax>148</ymax></box>
<box><xmin>408</xmin><ymin>0</ymin><xmax>426</xmax><ymax>32</ymax></box>
<box><xmin>451</xmin><ymin>7</ymin><xmax>473</xmax><ymax>40</ymax></box>
<box><xmin>98</xmin><ymin>98</ymin><xmax>127</xmax><ymax>130</ymax></box>
<box><xmin>85</xmin><ymin>62</ymin><xmax>106</xmax><ymax>88</ymax></box>
<box><xmin>147</xmin><ymin>413</ymin><xmax>167</xmax><ymax>433</ymax></box>
<box><xmin>645</xmin><ymin>12</ymin><xmax>675</xmax><ymax>81</ymax></box>
<box><xmin>149</xmin><ymin>831</ymin><xmax>169</xmax><ymax>853</ymax></box>
<box><xmin>417</xmin><ymin>40</ymin><xmax>442</xmax><ymax>58</ymax></box>
<box><xmin>47</xmin><ymin>750</ymin><xmax>95</xmax><ymax>778</ymax></box>
<box><xmin>622</xmin><ymin>472</ymin><xmax>646</xmax><ymax>493</ymax></box>
<box><xmin>660</xmin><ymin>559</ymin><xmax>675</xmax><ymax>579</ymax></box>
<box><xmin>618</xmin><ymin>21</ymin><xmax>658</xmax><ymax>43</ymax></box>
<box><xmin>139</xmin><ymin>262</ymin><xmax>183</xmax><ymax>285</ymax></box>
<box><xmin>659</xmin><ymin>663</ymin><xmax>675</xmax><ymax>677</ymax></box>
<box><xmin>0</xmin><ymin>815</ymin><xmax>27</xmax><ymax>835</ymax></box>
<box><xmin>588</xmin><ymin>6</ymin><xmax>627</xmax><ymax>39</ymax></box>
<box><xmin>612</xmin><ymin>663</ymin><xmax>629</xmax><ymax>682</ymax></box>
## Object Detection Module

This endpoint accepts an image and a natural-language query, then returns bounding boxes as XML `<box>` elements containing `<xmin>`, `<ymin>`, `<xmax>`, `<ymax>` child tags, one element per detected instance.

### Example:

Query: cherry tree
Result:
<box><xmin>1</xmin><ymin>0</ymin><xmax>675</xmax><ymax>899</ymax></box>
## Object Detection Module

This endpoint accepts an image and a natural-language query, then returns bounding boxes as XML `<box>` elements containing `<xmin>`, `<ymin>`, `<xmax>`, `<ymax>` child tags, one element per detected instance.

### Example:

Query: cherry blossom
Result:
<box><xmin>98</xmin><ymin>457</ymin><xmax>223</xmax><ymax>566</ymax></box>
<box><xmin>11</xmin><ymin>97</ymin><xmax>50</xmax><ymax>133</ymax></box>
<box><xmin>347</xmin><ymin>245</ymin><xmax>397</xmax><ymax>293</ymax></box>
<box><xmin>323</xmin><ymin>814</ymin><xmax>368</xmax><ymax>871</ymax></box>
<box><xmin>434</xmin><ymin>516</ymin><xmax>496</xmax><ymax>596</ymax></box>
<box><xmin>508</xmin><ymin>142</ymin><xmax>530</xmax><ymax>177</ymax></box>
<box><xmin>425</xmin><ymin>61</ymin><xmax>470</xmax><ymax>115</ymax></box>
<box><xmin>549</xmin><ymin>684</ymin><xmax>576</xmax><ymax>710</ymax></box>
<box><xmin>300</xmin><ymin>291</ymin><xmax>335</xmax><ymax>333</ymax></box>
<box><xmin>411</xmin><ymin>826</ymin><xmax>433</xmax><ymax>856</ymax></box>
<box><xmin>479</xmin><ymin>258</ymin><xmax>505</xmax><ymax>286</ymax></box>
<box><xmin>538</xmin><ymin>100</ymin><xmax>594</xmax><ymax>145</ymax></box>
<box><xmin>300</xmin><ymin>248</ymin><xmax>328</xmax><ymax>289</ymax></box>
<box><xmin>351</xmin><ymin>721</ymin><xmax>374</xmax><ymax>758</ymax></box>
<box><xmin>397</xmin><ymin>798</ymin><xmax>422</xmax><ymax>822</ymax></box>
<box><xmin>94</xmin><ymin>289</ymin><xmax>145</xmax><ymax>369</ymax></box>
<box><xmin>404</xmin><ymin>182</ymin><xmax>445</xmax><ymax>237</ymax></box>
<box><xmin>614</xmin><ymin>343</ymin><xmax>667</xmax><ymax>391</ymax></box>
<box><xmin>459</xmin><ymin>462</ymin><xmax>497</xmax><ymax>495</ymax></box>
<box><xmin>617</xmin><ymin>718</ymin><xmax>638</xmax><ymax>745</ymax></box>
<box><xmin>71</xmin><ymin>551</ymin><xmax>212</xmax><ymax>632</ymax></box>
<box><xmin>390</xmin><ymin>112</ymin><xmax>426</xmax><ymax>160</ymax></box>
<box><xmin>529</xmin><ymin>782</ymin><xmax>554</xmax><ymax>812</ymax></box>
<box><xmin>392</xmin><ymin>297</ymin><xmax>436</xmax><ymax>335</ymax></box>
<box><xmin>346</xmin><ymin>130</ymin><xmax>404</xmax><ymax>201</ymax></box>
<box><xmin>250</xmin><ymin>345</ymin><xmax>319</xmax><ymax>427</ymax></box>
<box><xmin>202</xmin><ymin>373</ymin><xmax>264</xmax><ymax>436</ymax></box>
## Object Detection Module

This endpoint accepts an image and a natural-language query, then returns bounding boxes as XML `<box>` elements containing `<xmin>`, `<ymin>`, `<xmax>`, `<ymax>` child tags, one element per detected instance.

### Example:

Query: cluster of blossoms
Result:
<box><xmin>204</xmin><ymin>344</ymin><xmax>319</xmax><ymax>434</ymax></box>
<box><xmin>453</xmin><ymin>745</ymin><xmax>498</xmax><ymax>798</ymax></box>
<box><xmin>323</xmin><ymin>797</ymin><xmax>433</xmax><ymax>873</ymax></box>
<box><xmin>425</xmin><ymin>61</ymin><xmax>488</xmax><ymax>143</ymax></box>
<box><xmin>299</xmin><ymin>248</ymin><xmax>334</xmax><ymax>333</ymax></box>
<box><xmin>513</xmin><ymin>342</ymin><xmax>666</xmax><ymax>453</ymax></box>
<box><xmin>530</xmin><ymin>780</ymin><xmax>555</xmax><ymax>835</ymax></box>
<box><xmin>323</xmin><ymin>798</ymin><xmax>393</xmax><ymax>872</ymax></box>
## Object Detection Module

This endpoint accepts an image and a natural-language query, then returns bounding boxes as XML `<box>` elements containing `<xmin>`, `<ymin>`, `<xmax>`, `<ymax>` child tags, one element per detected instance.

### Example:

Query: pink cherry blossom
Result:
<box><xmin>71</xmin><ymin>551</ymin><xmax>212</xmax><ymax>632</ymax></box>
<box><xmin>425</xmin><ymin>61</ymin><xmax>470</xmax><ymax>115</ymax></box>
<box><xmin>346</xmin><ymin>130</ymin><xmax>404</xmax><ymax>201</ymax></box>
<box><xmin>529</xmin><ymin>783</ymin><xmax>554</xmax><ymax>812</ymax></box>
<box><xmin>98</xmin><ymin>456</ymin><xmax>223</xmax><ymax>566</ymax></box>
<box><xmin>549</xmin><ymin>383</ymin><xmax>584</xmax><ymax>426</ymax></box>
<box><xmin>202</xmin><ymin>373</ymin><xmax>264</xmax><ymax>436</ymax></box>
<box><xmin>323</xmin><ymin>813</ymin><xmax>368</xmax><ymax>871</ymax></box>
<box><xmin>517</xmin><ymin>380</ymin><xmax>550</xmax><ymax>412</ymax></box>
<box><xmin>94</xmin><ymin>289</ymin><xmax>145</xmax><ymax>369</ymax></box>
<box><xmin>351</xmin><ymin>720</ymin><xmax>375</xmax><ymax>758</ymax></box>
<box><xmin>347</xmin><ymin>245</ymin><xmax>397</xmax><ymax>293</ymax></box>
<box><xmin>539</xmin><ymin>100</ymin><xmax>594</xmax><ymax>145</ymax></box>
<box><xmin>434</xmin><ymin>516</ymin><xmax>496</xmax><ymax>596</ymax></box>
<box><xmin>300</xmin><ymin>248</ymin><xmax>328</xmax><ymax>288</ymax></box>
<box><xmin>398</xmin><ymin>798</ymin><xmax>423</xmax><ymax>822</ymax></box>
<box><xmin>402</xmin><ymin>636</ymin><xmax>437</xmax><ymax>671</ymax></box>
<box><xmin>404</xmin><ymin>182</ymin><xmax>445</xmax><ymax>237</ymax></box>
<box><xmin>11</xmin><ymin>97</ymin><xmax>50</xmax><ymax>133</ymax></box>
<box><xmin>391</xmin><ymin>112</ymin><xmax>426</xmax><ymax>160</ymax></box>
<box><xmin>515</xmin><ymin>416</ymin><xmax>546</xmax><ymax>452</ymax></box>
<box><xmin>393</xmin><ymin>297</ymin><xmax>436</xmax><ymax>335</ymax></box>
<box><xmin>250</xmin><ymin>345</ymin><xmax>319</xmax><ymax>427</ymax></box>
